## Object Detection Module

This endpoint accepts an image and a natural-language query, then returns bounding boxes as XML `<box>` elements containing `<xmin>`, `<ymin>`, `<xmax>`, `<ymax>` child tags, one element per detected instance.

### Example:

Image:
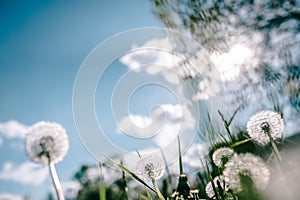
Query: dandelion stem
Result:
<box><xmin>151</xmin><ymin>178</ymin><xmax>165</xmax><ymax>200</ymax></box>
<box><xmin>266</xmin><ymin>130</ymin><xmax>282</xmax><ymax>162</ymax></box>
<box><xmin>49</xmin><ymin>163</ymin><xmax>64</xmax><ymax>200</ymax></box>
<box><xmin>261</xmin><ymin>122</ymin><xmax>282</xmax><ymax>162</ymax></box>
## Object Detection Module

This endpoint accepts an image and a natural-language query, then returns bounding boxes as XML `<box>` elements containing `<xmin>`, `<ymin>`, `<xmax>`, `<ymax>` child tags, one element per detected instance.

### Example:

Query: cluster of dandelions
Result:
<box><xmin>108</xmin><ymin>110</ymin><xmax>283</xmax><ymax>199</ymax></box>
<box><xmin>26</xmin><ymin>121</ymin><xmax>69</xmax><ymax>200</ymax></box>
<box><xmin>207</xmin><ymin>148</ymin><xmax>270</xmax><ymax>197</ymax></box>
<box><xmin>205</xmin><ymin>110</ymin><xmax>284</xmax><ymax>198</ymax></box>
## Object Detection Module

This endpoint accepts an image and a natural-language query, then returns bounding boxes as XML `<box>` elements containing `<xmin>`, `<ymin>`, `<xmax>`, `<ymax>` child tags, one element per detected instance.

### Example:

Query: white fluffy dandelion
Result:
<box><xmin>136</xmin><ymin>155</ymin><xmax>165</xmax><ymax>200</ymax></box>
<box><xmin>223</xmin><ymin>153</ymin><xmax>270</xmax><ymax>192</ymax></box>
<box><xmin>212</xmin><ymin>147</ymin><xmax>235</xmax><ymax>167</ymax></box>
<box><xmin>26</xmin><ymin>121</ymin><xmax>69</xmax><ymax>200</ymax></box>
<box><xmin>26</xmin><ymin>121</ymin><xmax>69</xmax><ymax>165</ymax></box>
<box><xmin>136</xmin><ymin>155</ymin><xmax>164</xmax><ymax>181</ymax></box>
<box><xmin>247</xmin><ymin>110</ymin><xmax>284</xmax><ymax>144</ymax></box>
<box><xmin>205</xmin><ymin>175</ymin><xmax>229</xmax><ymax>199</ymax></box>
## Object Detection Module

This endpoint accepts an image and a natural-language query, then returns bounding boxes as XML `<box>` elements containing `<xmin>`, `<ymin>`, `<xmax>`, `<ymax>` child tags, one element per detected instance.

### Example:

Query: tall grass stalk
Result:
<box><xmin>98</xmin><ymin>162</ymin><xmax>106</xmax><ymax>200</ymax></box>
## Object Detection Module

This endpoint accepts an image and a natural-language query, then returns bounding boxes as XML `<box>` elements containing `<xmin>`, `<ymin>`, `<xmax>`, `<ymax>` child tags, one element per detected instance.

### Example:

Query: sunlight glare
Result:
<box><xmin>210</xmin><ymin>44</ymin><xmax>253</xmax><ymax>82</ymax></box>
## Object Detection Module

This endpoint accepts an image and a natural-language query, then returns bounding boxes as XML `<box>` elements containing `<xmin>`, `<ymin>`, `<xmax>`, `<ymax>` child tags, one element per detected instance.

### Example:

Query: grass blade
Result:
<box><xmin>228</xmin><ymin>104</ymin><xmax>242</xmax><ymax>127</ymax></box>
<box><xmin>99</xmin><ymin>184</ymin><xmax>106</xmax><ymax>200</ymax></box>
<box><xmin>177</xmin><ymin>136</ymin><xmax>183</xmax><ymax>175</ymax></box>
<box><xmin>120</xmin><ymin>161</ymin><xmax>129</xmax><ymax>200</ymax></box>
<box><xmin>136</xmin><ymin>149</ymin><xmax>141</xmax><ymax>158</ymax></box>
<box><xmin>98</xmin><ymin>162</ymin><xmax>106</xmax><ymax>200</ymax></box>
<box><xmin>160</xmin><ymin>148</ymin><xmax>172</xmax><ymax>185</ymax></box>
<box><xmin>230</xmin><ymin>138</ymin><xmax>252</xmax><ymax>148</ymax></box>
<box><xmin>206</xmin><ymin>161</ymin><xmax>220</xmax><ymax>200</ymax></box>
<box><xmin>218</xmin><ymin>110</ymin><xmax>233</xmax><ymax>141</ymax></box>
<box><xmin>104</xmin><ymin>155</ymin><xmax>156</xmax><ymax>194</ymax></box>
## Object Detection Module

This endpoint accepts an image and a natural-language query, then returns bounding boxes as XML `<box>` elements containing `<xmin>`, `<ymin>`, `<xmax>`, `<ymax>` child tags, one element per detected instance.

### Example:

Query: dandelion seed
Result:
<box><xmin>223</xmin><ymin>153</ymin><xmax>270</xmax><ymax>192</ymax></box>
<box><xmin>212</xmin><ymin>147</ymin><xmax>235</xmax><ymax>167</ymax></box>
<box><xmin>205</xmin><ymin>175</ymin><xmax>229</xmax><ymax>199</ymax></box>
<box><xmin>26</xmin><ymin>121</ymin><xmax>69</xmax><ymax>165</ymax></box>
<box><xmin>247</xmin><ymin>110</ymin><xmax>284</xmax><ymax>144</ymax></box>
<box><xmin>136</xmin><ymin>155</ymin><xmax>164</xmax><ymax>181</ymax></box>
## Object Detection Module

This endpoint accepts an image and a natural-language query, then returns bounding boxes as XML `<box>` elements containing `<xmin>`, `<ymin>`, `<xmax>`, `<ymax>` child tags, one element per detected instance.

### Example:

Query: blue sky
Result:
<box><xmin>0</xmin><ymin>1</ymin><xmax>164</xmax><ymax>199</ymax></box>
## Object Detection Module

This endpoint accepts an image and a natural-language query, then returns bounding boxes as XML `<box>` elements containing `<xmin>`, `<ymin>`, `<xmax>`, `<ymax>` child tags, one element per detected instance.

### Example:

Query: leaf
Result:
<box><xmin>230</xmin><ymin>138</ymin><xmax>252</xmax><ymax>148</ymax></box>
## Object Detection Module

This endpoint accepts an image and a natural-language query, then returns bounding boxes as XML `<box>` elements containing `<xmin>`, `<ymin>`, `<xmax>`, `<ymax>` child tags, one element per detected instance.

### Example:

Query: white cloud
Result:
<box><xmin>120</xmin><ymin>37</ymin><xmax>176</xmax><ymax>71</ymax></box>
<box><xmin>0</xmin><ymin>161</ymin><xmax>48</xmax><ymax>185</ymax></box>
<box><xmin>192</xmin><ymin>79</ymin><xmax>221</xmax><ymax>101</ymax></box>
<box><xmin>118</xmin><ymin>34</ymin><xmax>226</xmax><ymax>102</ymax></box>
<box><xmin>61</xmin><ymin>181</ymin><xmax>81</xmax><ymax>199</ymax></box>
<box><xmin>129</xmin><ymin>114</ymin><xmax>152</xmax><ymax>128</ymax></box>
<box><xmin>120</xmin><ymin>48</ymin><xmax>183</xmax><ymax>74</ymax></box>
<box><xmin>119</xmin><ymin>37</ymin><xmax>199</xmax><ymax>84</ymax></box>
<box><xmin>0</xmin><ymin>193</ymin><xmax>23</xmax><ymax>200</ymax></box>
<box><xmin>210</xmin><ymin>44</ymin><xmax>254</xmax><ymax>82</ymax></box>
<box><xmin>0</xmin><ymin>137</ymin><xmax>3</xmax><ymax>146</ymax></box>
<box><xmin>118</xmin><ymin>104</ymin><xmax>183</xmax><ymax>146</ymax></box>
<box><xmin>117</xmin><ymin>103</ymin><xmax>197</xmax><ymax>150</ymax></box>
<box><xmin>0</xmin><ymin>120</ymin><xmax>29</xmax><ymax>138</ymax></box>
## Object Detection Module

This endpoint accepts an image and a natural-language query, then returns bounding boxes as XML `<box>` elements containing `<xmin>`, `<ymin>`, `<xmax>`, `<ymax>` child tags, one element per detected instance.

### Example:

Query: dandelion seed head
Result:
<box><xmin>247</xmin><ymin>110</ymin><xmax>284</xmax><ymax>144</ymax></box>
<box><xmin>223</xmin><ymin>153</ymin><xmax>270</xmax><ymax>192</ymax></box>
<box><xmin>26</xmin><ymin>121</ymin><xmax>69</xmax><ymax>165</ymax></box>
<box><xmin>212</xmin><ymin>147</ymin><xmax>235</xmax><ymax>167</ymax></box>
<box><xmin>135</xmin><ymin>155</ymin><xmax>164</xmax><ymax>181</ymax></box>
<box><xmin>205</xmin><ymin>175</ymin><xmax>229</xmax><ymax>199</ymax></box>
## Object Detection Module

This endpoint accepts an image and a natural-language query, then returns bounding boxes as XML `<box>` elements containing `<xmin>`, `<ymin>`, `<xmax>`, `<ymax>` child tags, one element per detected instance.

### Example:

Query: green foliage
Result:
<box><xmin>71</xmin><ymin>106</ymin><xmax>300</xmax><ymax>199</ymax></box>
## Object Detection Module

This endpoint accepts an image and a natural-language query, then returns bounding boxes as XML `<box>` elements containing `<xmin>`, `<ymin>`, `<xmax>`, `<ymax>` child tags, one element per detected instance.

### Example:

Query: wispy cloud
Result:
<box><xmin>0</xmin><ymin>120</ymin><xmax>29</xmax><ymax>138</ymax></box>
<box><xmin>60</xmin><ymin>181</ymin><xmax>81</xmax><ymax>199</ymax></box>
<box><xmin>0</xmin><ymin>161</ymin><xmax>48</xmax><ymax>185</ymax></box>
<box><xmin>0</xmin><ymin>192</ymin><xmax>23</xmax><ymax>200</ymax></box>
<box><xmin>117</xmin><ymin>104</ymin><xmax>195</xmax><ymax>147</ymax></box>
<box><xmin>0</xmin><ymin>137</ymin><xmax>3</xmax><ymax>146</ymax></box>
